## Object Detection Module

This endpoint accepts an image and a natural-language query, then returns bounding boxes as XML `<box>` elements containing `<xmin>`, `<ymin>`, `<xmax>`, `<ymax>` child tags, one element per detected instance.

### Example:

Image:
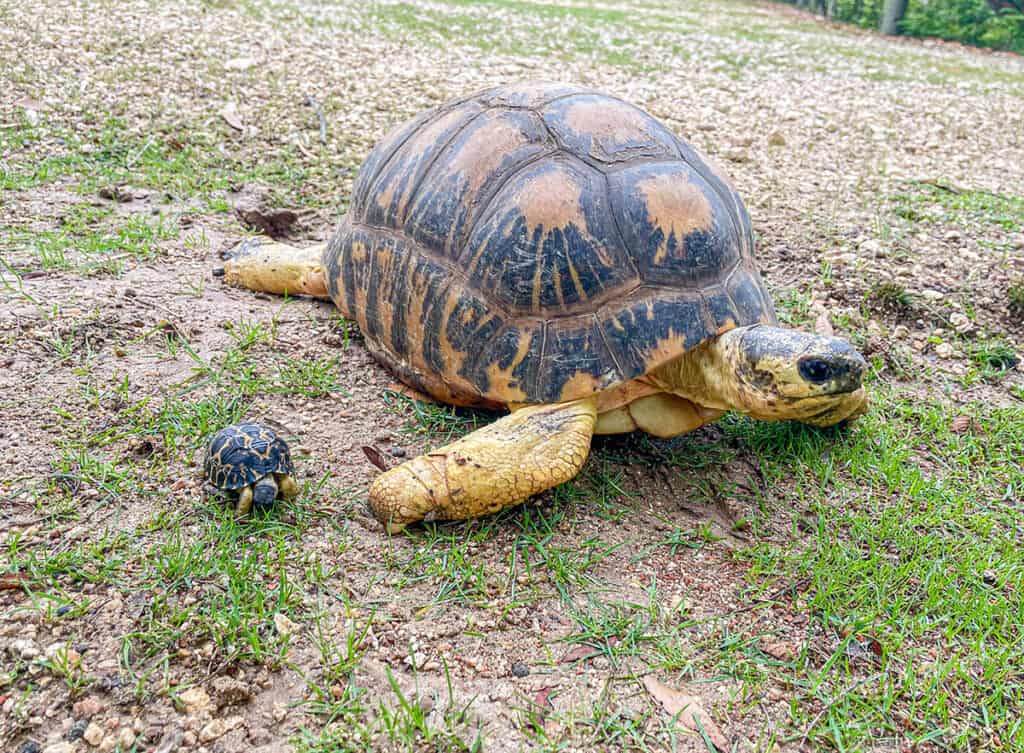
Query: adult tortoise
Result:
<box><xmin>219</xmin><ymin>82</ymin><xmax>868</xmax><ymax>532</ymax></box>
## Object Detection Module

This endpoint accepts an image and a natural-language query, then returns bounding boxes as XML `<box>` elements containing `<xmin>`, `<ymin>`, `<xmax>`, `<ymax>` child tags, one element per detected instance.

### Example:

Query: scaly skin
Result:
<box><xmin>368</xmin><ymin>399</ymin><xmax>598</xmax><ymax>533</ymax></box>
<box><xmin>652</xmin><ymin>325</ymin><xmax>869</xmax><ymax>427</ymax></box>
<box><xmin>219</xmin><ymin>238</ymin><xmax>330</xmax><ymax>299</ymax></box>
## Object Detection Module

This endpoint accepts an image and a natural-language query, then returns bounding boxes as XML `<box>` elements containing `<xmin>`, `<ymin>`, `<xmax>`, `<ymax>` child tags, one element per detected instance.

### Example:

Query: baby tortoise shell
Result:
<box><xmin>204</xmin><ymin>422</ymin><xmax>295</xmax><ymax>490</ymax></box>
<box><xmin>323</xmin><ymin>82</ymin><xmax>776</xmax><ymax>409</ymax></box>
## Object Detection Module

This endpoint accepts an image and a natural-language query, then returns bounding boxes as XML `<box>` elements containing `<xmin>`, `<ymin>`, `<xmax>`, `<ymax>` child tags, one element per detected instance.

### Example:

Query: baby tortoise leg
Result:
<box><xmin>217</xmin><ymin>237</ymin><xmax>330</xmax><ymax>299</ymax></box>
<box><xmin>236</xmin><ymin>485</ymin><xmax>255</xmax><ymax>516</ymax></box>
<box><xmin>368</xmin><ymin>398</ymin><xmax>598</xmax><ymax>533</ymax></box>
<box><xmin>275</xmin><ymin>473</ymin><xmax>299</xmax><ymax>500</ymax></box>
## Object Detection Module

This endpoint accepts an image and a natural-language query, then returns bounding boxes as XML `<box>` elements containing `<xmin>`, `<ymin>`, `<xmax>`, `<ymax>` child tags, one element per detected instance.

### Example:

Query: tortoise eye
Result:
<box><xmin>798</xmin><ymin>358</ymin><xmax>833</xmax><ymax>384</ymax></box>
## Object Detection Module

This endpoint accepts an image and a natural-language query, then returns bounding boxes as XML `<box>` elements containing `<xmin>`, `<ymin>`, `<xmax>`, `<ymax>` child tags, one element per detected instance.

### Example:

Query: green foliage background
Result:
<box><xmin>797</xmin><ymin>0</ymin><xmax>1024</xmax><ymax>53</ymax></box>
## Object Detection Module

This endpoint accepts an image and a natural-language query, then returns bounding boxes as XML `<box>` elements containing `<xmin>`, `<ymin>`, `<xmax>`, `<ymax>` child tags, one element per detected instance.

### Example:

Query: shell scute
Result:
<box><xmin>609</xmin><ymin>161</ymin><xmax>742</xmax><ymax>287</ymax></box>
<box><xmin>404</xmin><ymin>108</ymin><xmax>550</xmax><ymax>255</ymax></box>
<box><xmin>538</xmin><ymin>320</ymin><xmax>622</xmax><ymax>404</ymax></box>
<box><xmin>479</xmin><ymin>81</ymin><xmax>593</xmax><ymax>108</ymax></box>
<box><xmin>464</xmin><ymin>157</ymin><xmax>636</xmax><ymax>316</ymax></box>
<box><xmin>599</xmin><ymin>293</ymin><xmax>707</xmax><ymax>380</ymax></box>
<box><xmin>542</xmin><ymin>94</ymin><xmax>679</xmax><ymax>163</ymax></box>
<box><xmin>704</xmin><ymin>285</ymin><xmax>742</xmax><ymax>333</ymax></box>
<box><xmin>361</xmin><ymin>100</ymin><xmax>484</xmax><ymax>230</ymax></box>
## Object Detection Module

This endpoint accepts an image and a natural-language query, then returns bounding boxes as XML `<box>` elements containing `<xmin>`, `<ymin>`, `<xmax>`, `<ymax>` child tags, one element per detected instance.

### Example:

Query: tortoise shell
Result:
<box><xmin>323</xmin><ymin>82</ymin><xmax>777</xmax><ymax>408</ymax></box>
<box><xmin>204</xmin><ymin>422</ymin><xmax>294</xmax><ymax>490</ymax></box>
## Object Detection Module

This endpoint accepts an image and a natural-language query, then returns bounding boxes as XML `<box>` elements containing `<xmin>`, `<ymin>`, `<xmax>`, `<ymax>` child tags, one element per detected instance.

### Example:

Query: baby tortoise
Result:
<box><xmin>204</xmin><ymin>422</ymin><xmax>299</xmax><ymax>514</ymax></box>
<box><xmin>218</xmin><ymin>82</ymin><xmax>868</xmax><ymax>532</ymax></box>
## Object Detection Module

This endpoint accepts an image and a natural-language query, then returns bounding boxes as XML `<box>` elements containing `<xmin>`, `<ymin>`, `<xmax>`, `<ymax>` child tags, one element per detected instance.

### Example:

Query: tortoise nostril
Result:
<box><xmin>798</xmin><ymin>358</ymin><xmax>833</xmax><ymax>384</ymax></box>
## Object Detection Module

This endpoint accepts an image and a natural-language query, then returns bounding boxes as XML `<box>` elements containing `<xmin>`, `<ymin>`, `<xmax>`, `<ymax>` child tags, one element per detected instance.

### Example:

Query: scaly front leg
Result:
<box><xmin>368</xmin><ymin>398</ymin><xmax>598</xmax><ymax>533</ymax></box>
<box><xmin>235</xmin><ymin>485</ymin><xmax>255</xmax><ymax>516</ymax></box>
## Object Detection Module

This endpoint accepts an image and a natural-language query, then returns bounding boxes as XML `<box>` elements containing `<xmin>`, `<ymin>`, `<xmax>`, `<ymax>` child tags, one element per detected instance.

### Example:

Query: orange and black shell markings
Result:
<box><xmin>204</xmin><ymin>423</ymin><xmax>295</xmax><ymax>490</ymax></box>
<box><xmin>323</xmin><ymin>82</ymin><xmax>777</xmax><ymax>408</ymax></box>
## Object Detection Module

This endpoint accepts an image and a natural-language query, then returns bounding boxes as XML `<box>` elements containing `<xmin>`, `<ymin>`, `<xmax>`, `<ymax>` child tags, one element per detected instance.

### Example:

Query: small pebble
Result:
<box><xmin>389</xmin><ymin>446</ymin><xmax>407</xmax><ymax>458</ymax></box>
<box><xmin>511</xmin><ymin>662</ymin><xmax>529</xmax><ymax>678</ymax></box>
<box><xmin>983</xmin><ymin>570</ymin><xmax>997</xmax><ymax>586</ymax></box>
<box><xmin>67</xmin><ymin>719</ymin><xmax>89</xmax><ymax>741</ymax></box>
<box><xmin>83</xmin><ymin>721</ymin><xmax>104</xmax><ymax>746</ymax></box>
<box><xmin>17</xmin><ymin>742</ymin><xmax>41</xmax><ymax>753</ymax></box>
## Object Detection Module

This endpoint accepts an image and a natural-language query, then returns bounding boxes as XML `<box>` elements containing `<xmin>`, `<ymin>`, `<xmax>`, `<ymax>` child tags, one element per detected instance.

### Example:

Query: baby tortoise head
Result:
<box><xmin>718</xmin><ymin>325</ymin><xmax>868</xmax><ymax>427</ymax></box>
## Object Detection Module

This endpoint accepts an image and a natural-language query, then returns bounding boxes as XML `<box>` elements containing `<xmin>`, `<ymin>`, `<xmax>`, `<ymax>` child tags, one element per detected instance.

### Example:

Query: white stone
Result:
<box><xmin>84</xmin><ymin>721</ymin><xmax>105</xmax><ymax>746</ymax></box>
<box><xmin>273</xmin><ymin>613</ymin><xmax>300</xmax><ymax>636</ymax></box>
<box><xmin>199</xmin><ymin>718</ymin><xmax>227</xmax><ymax>743</ymax></box>
<box><xmin>178</xmin><ymin>686</ymin><xmax>211</xmax><ymax>714</ymax></box>
<box><xmin>11</xmin><ymin>639</ymin><xmax>39</xmax><ymax>659</ymax></box>
<box><xmin>949</xmin><ymin>312</ymin><xmax>973</xmax><ymax>334</ymax></box>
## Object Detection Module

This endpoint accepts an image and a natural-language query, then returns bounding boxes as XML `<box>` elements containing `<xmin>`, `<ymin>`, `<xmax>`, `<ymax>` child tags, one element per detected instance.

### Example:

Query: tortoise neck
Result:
<box><xmin>651</xmin><ymin>329</ymin><xmax>749</xmax><ymax>411</ymax></box>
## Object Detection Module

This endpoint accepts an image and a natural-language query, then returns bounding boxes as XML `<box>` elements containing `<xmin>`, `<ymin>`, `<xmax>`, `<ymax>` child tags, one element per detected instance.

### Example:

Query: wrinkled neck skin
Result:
<box><xmin>650</xmin><ymin>326</ymin><xmax>868</xmax><ymax>427</ymax></box>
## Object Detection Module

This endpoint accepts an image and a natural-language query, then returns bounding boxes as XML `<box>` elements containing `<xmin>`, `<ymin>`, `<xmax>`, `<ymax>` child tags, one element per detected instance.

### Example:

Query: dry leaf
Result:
<box><xmin>220</xmin><ymin>104</ymin><xmax>244</xmax><ymax>131</ymax></box>
<box><xmin>362</xmin><ymin>445</ymin><xmax>390</xmax><ymax>471</ymax></box>
<box><xmin>814</xmin><ymin>312</ymin><xmax>834</xmax><ymax>337</ymax></box>
<box><xmin>643</xmin><ymin>676</ymin><xmax>728</xmax><ymax>752</ymax></box>
<box><xmin>844</xmin><ymin>634</ymin><xmax>883</xmax><ymax>664</ymax></box>
<box><xmin>950</xmin><ymin>415</ymin><xmax>981</xmax><ymax>435</ymax></box>
<box><xmin>523</xmin><ymin>687</ymin><xmax>554</xmax><ymax>734</ymax></box>
<box><xmin>559</xmin><ymin>636</ymin><xmax>618</xmax><ymax>664</ymax></box>
<box><xmin>0</xmin><ymin>572</ymin><xmax>30</xmax><ymax>590</ymax></box>
<box><xmin>760</xmin><ymin>639</ymin><xmax>798</xmax><ymax>662</ymax></box>
<box><xmin>560</xmin><ymin>644</ymin><xmax>600</xmax><ymax>663</ymax></box>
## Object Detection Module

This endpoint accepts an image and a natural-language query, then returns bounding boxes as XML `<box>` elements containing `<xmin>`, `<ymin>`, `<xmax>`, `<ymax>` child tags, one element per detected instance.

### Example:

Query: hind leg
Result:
<box><xmin>217</xmin><ymin>237</ymin><xmax>330</xmax><ymax>299</ymax></box>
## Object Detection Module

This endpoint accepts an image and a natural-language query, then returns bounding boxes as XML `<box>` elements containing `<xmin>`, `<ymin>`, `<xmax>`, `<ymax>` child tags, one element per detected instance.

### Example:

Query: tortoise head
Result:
<box><xmin>709</xmin><ymin>325</ymin><xmax>869</xmax><ymax>427</ymax></box>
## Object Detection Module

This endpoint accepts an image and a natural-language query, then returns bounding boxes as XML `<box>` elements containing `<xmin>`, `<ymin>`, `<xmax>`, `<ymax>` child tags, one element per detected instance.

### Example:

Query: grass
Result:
<box><xmin>867</xmin><ymin>281</ymin><xmax>915</xmax><ymax>313</ymax></box>
<box><xmin>887</xmin><ymin>180</ymin><xmax>1024</xmax><ymax>233</ymax></box>
<box><xmin>9</xmin><ymin>302</ymin><xmax>1022</xmax><ymax>750</ymax></box>
<box><xmin>368</xmin><ymin>380</ymin><xmax>1024</xmax><ymax>750</ymax></box>
<box><xmin>729</xmin><ymin>395</ymin><xmax>1024</xmax><ymax>750</ymax></box>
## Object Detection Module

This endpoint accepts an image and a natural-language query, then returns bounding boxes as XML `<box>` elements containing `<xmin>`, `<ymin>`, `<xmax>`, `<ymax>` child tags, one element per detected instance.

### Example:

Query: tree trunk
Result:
<box><xmin>880</xmin><ymin>0</ymin><xmax>909</xmax><ymax>34</ymax></box>
<box><xmin>827</xmin><ymin>0</ymin><xmax>838</xmax><ymax>17</ymax></box>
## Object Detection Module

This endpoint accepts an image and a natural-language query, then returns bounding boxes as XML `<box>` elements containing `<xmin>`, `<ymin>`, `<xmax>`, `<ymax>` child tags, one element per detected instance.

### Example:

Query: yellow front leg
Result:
<box><xmin>235</xmin><ymin>485</ymin><xmax>254</xmax><ymax>516</ymax></box>
<box><xmin>368</xmin><ymin>398</ymin><xmax>598</xmax><ymax>533</ymax></box>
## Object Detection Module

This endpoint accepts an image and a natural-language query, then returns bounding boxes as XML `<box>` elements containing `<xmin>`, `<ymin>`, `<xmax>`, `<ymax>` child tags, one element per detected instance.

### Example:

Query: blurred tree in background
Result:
<box><xmin>790</xmin><ymin>0</ymin><xmax>1024</xmax><ymax>53</ymax></box>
